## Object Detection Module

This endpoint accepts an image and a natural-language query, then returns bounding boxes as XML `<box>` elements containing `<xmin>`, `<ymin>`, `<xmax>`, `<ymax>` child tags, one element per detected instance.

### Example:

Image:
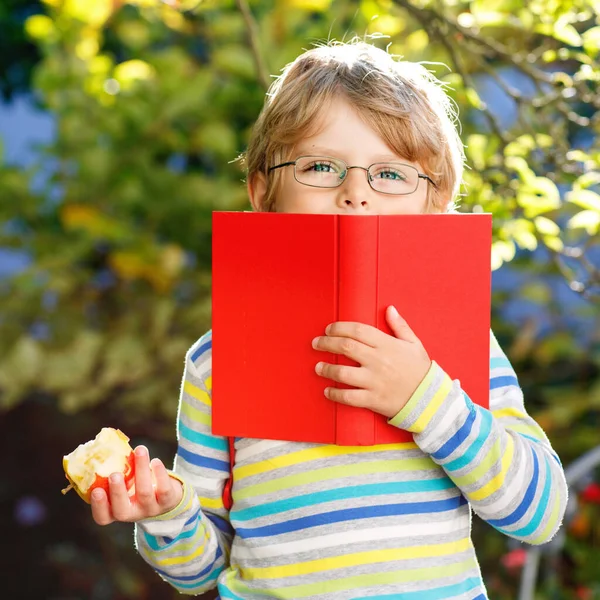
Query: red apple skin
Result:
<box><xmin>66</xmin><ymin>450</ymin><xmax>136</xmax><ymax>504</ymax></box>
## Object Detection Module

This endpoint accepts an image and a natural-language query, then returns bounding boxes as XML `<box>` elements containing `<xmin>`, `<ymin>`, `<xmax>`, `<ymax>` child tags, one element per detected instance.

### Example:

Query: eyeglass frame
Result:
<box><xmin>268</xmin><ymin>155</ymin><xmax>437</xmax><ymax>196</ymax></box>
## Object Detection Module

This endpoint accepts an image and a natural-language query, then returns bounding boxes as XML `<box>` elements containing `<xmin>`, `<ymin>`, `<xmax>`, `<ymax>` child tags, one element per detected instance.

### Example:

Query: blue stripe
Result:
<box><xmin>488</xmin><ymin>446</ymin><xmax>539</xmax><ymax>528</ymax></box>
<box><xmin>444</xmin><ymin>409</ymin><xmax>493</xmax><ymax>472</ymax></box>
<box><xmin>207</xmin><ymin>512</ymin><xmax>234</xmax><ymax>536</ymax></box>
<box><xmin>236</xmin><ymin>496</ymin><xmax>467</xmax><ymax>539</ymax></box>
<box><xmin>490</xmin><ymin>375</ymin><xmax>519</xmax><ymax>389</ymax></box>
<box><xmin>232</xmin><ymin>478</ymin><xmax>455</xmax><ymax>522</ymax></box>
<box><xmin>502</xmin><ymin>456</ymin><xmax>552</xmax><ymax>537</ymax></box>
<box><xmin>191</xmin><ymin>338</ymin><xmax>212</xmax><ymax>363</ymax></box>
<box><xmin>155</xmin><ymin>546</ymin><xmax>223</xmax><ymax>582</ymax></box>
<box><xmin>490</xmin><ymin>357</ymin><xmax>511</xmax><ymax>370</ymax></box>
<box><xmin>160</xmin><ymin>564</ymin><xmax>223</xmax><ymax>589</ymax></box>
<box><xmin>143</xmin><ymin>509</ymin><xmax>201</xmax><ymax>550</ymax></box>
<box><xmin>178</xmin><ymin>445</ymin><xmax>229</xmax><ymax>472</ymax></box>
<box><xmin>354</xmin><ymin>577</ymin><xmax>481</xmax><ymax>600</ymax></box>
<box><xmin>179</xmin><ymin>421</ymin><xmax>228</xmax><ymax>451</ymax></box>
<box><xmin>218</xmin><ymin>587</ymin><xmax>246</xmax><ymax>600</ymax></box>
<box><xmin>432</xmin><ymin>404</ymin><xmax>477</xmax><ymax>460</ymax></box>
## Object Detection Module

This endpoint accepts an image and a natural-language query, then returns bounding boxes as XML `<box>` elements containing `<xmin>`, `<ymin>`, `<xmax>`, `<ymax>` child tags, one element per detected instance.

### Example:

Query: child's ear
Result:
<box><xmin>247</xmin><ymin>172</ymin><xmax>267</xmax><ymax>212</ymax></box>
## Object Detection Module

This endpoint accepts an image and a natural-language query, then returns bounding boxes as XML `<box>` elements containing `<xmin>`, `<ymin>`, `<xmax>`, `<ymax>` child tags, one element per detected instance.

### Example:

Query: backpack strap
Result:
<box><xmin>223</xmin><ymin>437</ymin><xmax>235</xmax><ymax>511</ymax></box>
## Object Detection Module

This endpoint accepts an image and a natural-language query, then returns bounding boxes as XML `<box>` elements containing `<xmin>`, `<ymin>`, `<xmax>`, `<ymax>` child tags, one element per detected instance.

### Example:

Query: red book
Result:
<box><xmin>212</xmin><ymin>212</ymin><xmax>491</xmax><ymax>445</ymax></box>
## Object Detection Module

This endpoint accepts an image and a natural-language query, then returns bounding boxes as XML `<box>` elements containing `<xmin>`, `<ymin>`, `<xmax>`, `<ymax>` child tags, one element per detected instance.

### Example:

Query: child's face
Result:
<box><xmin>250</xmin><ymin>96</ymin><xmax>442</xmax><ymax>215</ymax></box>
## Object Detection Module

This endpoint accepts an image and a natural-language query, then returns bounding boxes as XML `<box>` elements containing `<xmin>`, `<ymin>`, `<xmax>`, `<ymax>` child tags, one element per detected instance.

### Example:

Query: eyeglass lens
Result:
<box><xmin>294</xmin><ymin>156</ymin><xmax>419</xmax><ymax>194</ymax></box>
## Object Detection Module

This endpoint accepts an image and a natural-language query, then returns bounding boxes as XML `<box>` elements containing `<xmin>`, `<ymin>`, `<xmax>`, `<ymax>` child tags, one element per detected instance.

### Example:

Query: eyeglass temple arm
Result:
<box><xmin>419</xmin><ymin>174</ymin><xmax>438</xmax><ymax>189</ymax></box>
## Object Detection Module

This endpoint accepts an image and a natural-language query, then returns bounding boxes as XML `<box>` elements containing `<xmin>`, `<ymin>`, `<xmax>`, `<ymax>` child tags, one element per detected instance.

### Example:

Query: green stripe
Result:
<box><xmin>235</xmin><ymin>457</ymin><xmax>437</xmax><ymax>501</ymax></box>
<box><xmin>234</xmin><ymin>557</ymin><xmax>478</xmax><ymax>598</ymax></box>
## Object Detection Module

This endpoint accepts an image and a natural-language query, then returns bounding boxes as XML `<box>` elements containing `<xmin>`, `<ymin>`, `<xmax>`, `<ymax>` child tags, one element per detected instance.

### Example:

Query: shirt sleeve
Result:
<box><xmin>134</xmin><ymin>330</ymin><xmax>232</xmax><ymax>594</ymax></box>
<box><xmin>388</xmin><ymin>329</ymin><xmax>568</xmax><ymax>545</ymax></box>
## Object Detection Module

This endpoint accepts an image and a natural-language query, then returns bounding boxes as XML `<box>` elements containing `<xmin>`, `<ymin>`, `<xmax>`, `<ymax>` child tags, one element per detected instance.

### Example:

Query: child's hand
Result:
<box><xmin>312</xmin><ymin>305</ymin><xmax>431</xmax><ymax>419</ymax></box>
<box><xmin>91</xmin><ymin>445</ymin><xmax>183</xmax><ymax>525</ymax></box>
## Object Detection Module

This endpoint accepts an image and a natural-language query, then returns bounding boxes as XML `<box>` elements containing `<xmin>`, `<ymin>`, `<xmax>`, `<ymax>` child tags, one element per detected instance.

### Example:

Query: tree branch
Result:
<box><xmin>235</xmin><ymin>0</ymin><xmax>271</xmax><ymax>92</ymax></box>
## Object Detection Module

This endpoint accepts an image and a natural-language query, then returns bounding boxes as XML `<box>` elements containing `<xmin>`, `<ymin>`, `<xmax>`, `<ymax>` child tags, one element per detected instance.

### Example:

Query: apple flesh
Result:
<box><xmin>62</xmin><ymin>427</ymin><xmax>136</xmax><ymax>504</ymax></box>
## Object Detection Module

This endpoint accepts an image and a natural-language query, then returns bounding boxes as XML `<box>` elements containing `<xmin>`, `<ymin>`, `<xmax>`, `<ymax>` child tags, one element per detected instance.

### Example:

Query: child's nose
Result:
<box><xmin>336</xmin><ymin>167</ymin><xmax>372</xmax><ymax>210</ymax></box>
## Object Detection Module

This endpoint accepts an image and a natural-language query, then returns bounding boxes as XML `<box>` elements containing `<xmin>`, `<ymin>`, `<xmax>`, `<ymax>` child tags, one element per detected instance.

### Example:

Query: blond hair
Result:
<box><xmin>244</xmin><ymin>40</ymin><xmax>465</xmax><ymax>212</ymax></box>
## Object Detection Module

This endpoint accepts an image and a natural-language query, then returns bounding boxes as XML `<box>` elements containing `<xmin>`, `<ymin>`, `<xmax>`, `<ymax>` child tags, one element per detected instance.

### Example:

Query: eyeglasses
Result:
<box><xmin>268</xmin><ymin>155</ymin><xmax>437</xmax><ymax>196</ymax></box>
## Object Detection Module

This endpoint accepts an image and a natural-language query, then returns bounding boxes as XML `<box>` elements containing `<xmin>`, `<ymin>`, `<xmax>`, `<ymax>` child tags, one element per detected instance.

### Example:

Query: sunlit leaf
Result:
<box><xmin>567</xmin><ymin>210</ymin><xmax>600</xmax><ymax>235</ymax></box>
<box><xmin>113</xmin><ymin>59</ymin><xmax>156</xmax><ymax>90</ymax></box>
<box><xmin>582</xmin><ymin>26</ymin><xmax>600</xmax><ymax>57</ymax></box>
<box><xmin>286</xmin><ymin>0</ymin><xmax>332</xmax><ymax>10</ymax></box>
<box><xmin>62</xmin><ymin>0</ymin><xmax>114</xmax><ymax>27</ymax></box>
<box><xmin>566</xmin><ymin>189</ymin><xmax>600</xmax><ymax>211</ymax></box>
<box><xmin>534</xmin><ymin>216</ymin><xmax>560</xmax><ymax>236</ymax></box>
<box><xmin>24</xmin><ymin>15</ymin><xmax>56</xmax><ymax>41</ymax></box>
<box><xmin>517</xmin><ymin>177</ymin><xmax>561</xmax><ymax>217</ymax></box>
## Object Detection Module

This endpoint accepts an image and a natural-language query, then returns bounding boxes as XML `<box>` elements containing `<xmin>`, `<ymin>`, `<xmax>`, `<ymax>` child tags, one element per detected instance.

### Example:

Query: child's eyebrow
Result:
<box><xmin>294</xmin><ymin>147</ymin><xmax>410</xmax><ymax>164</ymax></box>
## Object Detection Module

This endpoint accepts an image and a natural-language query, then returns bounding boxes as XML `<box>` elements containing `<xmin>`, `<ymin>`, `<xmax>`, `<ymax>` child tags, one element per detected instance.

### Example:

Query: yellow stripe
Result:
<box><xmin>469</xmin><ymin>434</ymin><xmax>515</xmax><ymax>501</ymax></box>
<box><xmin>199</xmin><ymin>495</ymin><xmax>224</xmax><ymax>510</ymax></box>
<box><xmin>235</xmin><ymin>457</ymin><xmax>436</xmax><ymax>501</ymax></box>
<box><xmin>493</xmin><ymin>407</ymin><xmax>528</xmax><ymax>420</ymax></box>
<box><xmin>183</xmin><ymin>380</ymin><xmax>211</xmax><ymax>407</ymax></box>
<box><xmin>241</xmin><ymin>538</ymin><xmax>471</xmax><ymax>580</ymax></box>
<box><xmin>231</xmin><ymin>557</ymin><xmax>478</xmax><ymax>599</ymax></box>
<box><xmin>155</xmin><ymin>493</ymin><xmax>193</xmax><ymax>521</ymax></box>
<box><xmin>507</xmin><ymin>422</ymin><xmax>545</xmax><ymax>439</ymax></box>
<box><xmin>235</xmin><ymin>442</ymin><xmax>418</xmax><ymax>482</ymax></box>
<box><xmin>180</xmin><ymin>400</ymin><xmax>211</xmax><ymax>427</ymax></box>
<box><xmin>452</xmin><ymin>437</ymin><xmax>503</xmax><ymax>488</ymax></box>
<box><xmin>531</xmin><ymin>491</ymin><xmax>562</xmax><ymax>545</ymax></box>
<box><xmin>205</xmin><ymin>376</ymin><xmax>212</xmax><ymax>391</ymax></box>
<box><xmin>155</xmin><ymin>531</ymin><xmax>210</xmax><ymax>567</ymax></box>
<box><xmin>412</xmin><ymin>374</ymin><xmax>453</xmax><ymax>432</ymax></box>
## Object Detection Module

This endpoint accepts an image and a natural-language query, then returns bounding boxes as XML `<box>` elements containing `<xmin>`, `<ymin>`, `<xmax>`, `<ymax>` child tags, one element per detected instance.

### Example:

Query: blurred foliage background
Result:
<box><xmin>0</xmin><ymin>0</ymin><xmax>599</xmax><ymax>598</ymax></box>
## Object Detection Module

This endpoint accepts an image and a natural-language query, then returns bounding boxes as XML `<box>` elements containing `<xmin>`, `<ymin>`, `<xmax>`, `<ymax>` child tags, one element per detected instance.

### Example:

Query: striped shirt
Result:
<box><xmin>135</xmin><ymin>329</ymin><xmax>568</xmax><ymax>599</ymax></box>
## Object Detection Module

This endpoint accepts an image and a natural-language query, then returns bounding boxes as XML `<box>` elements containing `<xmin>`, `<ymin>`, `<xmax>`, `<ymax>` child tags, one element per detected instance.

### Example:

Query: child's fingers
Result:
<box><xmin>152</xmin><ymin>458</ymin><xmax>182</xmax><ymax>512</ymax></box>
<box><xmin>90</xmin><ymin>488</ymin><xmax>115</xmax><ymax>526</ymax></box>
<box><xmin>133</xmin><ymin>445</ymin><xmax>157</xmax><ymax>511</ymax></box>
<box><xmin>108</xmin><ymin>472</ymin><xmax>134</xmax><ymax>521</ymax></box>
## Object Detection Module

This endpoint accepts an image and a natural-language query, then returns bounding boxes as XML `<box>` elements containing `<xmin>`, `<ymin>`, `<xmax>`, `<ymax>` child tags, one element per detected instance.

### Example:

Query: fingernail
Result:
<box><xmin>325</xmin><ymin>324</ymin><xmax>332</xmax><ymax>334</ymax></box>
<box><xmin>135</xmin><ymin>445</ymin><xmax>148</xmax><ymax>457</ymax></box>
<box><xmin>92</xmin><ymin>489</ymin><xmax>103</xmax><ymax>501</ymax></box>
<box><xmin>315</xmin><ymin>362</ymin><xmax>323</xmax><ymax>374</ymax></box>
<box><xmin>110</xmin><ymin>473</ymin><xmax>122</xmax><ymax>484</ymax></box>
<box><xmin>390</xmin><ymin>306</ymin><xmax>399</xmax><ymax>317</ymax></box>
<box><xmin>312</xmin><ymin>337</ymin><xmax>320</xmax><ymax>349</ymax></box>
<box><xmin>324</xmin><ymin>388</ymin><xmax>330</xmax><ymax>398</ymax></box>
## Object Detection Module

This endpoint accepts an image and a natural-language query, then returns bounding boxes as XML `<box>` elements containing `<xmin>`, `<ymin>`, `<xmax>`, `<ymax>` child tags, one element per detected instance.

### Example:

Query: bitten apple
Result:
<box><xmin>62</xmin><ymin>427</ymin><xmax>136</xmax><ymax>504</ymax></box>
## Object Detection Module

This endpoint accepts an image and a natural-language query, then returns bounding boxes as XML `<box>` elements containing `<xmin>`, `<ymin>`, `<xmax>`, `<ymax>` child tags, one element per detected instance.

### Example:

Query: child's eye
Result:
<box><xmin>371</xmin><ymin>167</ymin><xmax>408</xmax><ymax>181</ymax></box>
<box><xmin>304</xmin><ymin>161</ymin><xmax>336</xmax><ymax>173</ymax></box>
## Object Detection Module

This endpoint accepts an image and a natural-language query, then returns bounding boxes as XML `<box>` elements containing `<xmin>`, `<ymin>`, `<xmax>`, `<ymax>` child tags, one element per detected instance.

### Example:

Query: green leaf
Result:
<box><xmin>465</xmin><ymin>134</ymin><xmax>489</xmax><ymax>170</ymax></box>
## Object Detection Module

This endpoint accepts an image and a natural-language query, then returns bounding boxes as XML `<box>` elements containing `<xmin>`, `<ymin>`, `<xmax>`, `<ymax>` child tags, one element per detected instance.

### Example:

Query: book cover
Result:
<box><xmin>212</xmin><ymin>212</ymin><xmax>491</xmax><ymax>445</ymax></box>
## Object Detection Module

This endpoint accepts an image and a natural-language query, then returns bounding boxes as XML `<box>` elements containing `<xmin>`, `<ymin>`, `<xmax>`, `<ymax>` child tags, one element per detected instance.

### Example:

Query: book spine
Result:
<box><xmin>335</xmin><ymin>216</ymin><xmax>379</xmax><ymax>445</ymax></box>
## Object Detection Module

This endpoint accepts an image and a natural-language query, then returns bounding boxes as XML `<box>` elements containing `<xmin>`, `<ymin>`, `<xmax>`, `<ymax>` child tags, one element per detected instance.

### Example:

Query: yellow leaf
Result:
<box><xmin>567</xmin><ymin>210</ymin><xmax>600</xmax><ymax>235</ymax></box>
<box><xmin>566</xmin><ymin>189</ymin><xmax>600</xmax><ymax>211</ymax></box>
<box><xmin>534</xmin><ymin>216</ymin><xmax>560</xmax><ymax>236</ymax></box>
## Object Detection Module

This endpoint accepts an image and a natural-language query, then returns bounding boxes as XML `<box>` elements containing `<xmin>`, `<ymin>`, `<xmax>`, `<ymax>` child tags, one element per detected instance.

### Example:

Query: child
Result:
<box><xmin>91</xmin><ymin>41</ymin><xmax>568</xmax><ymax>599</ymax></box>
